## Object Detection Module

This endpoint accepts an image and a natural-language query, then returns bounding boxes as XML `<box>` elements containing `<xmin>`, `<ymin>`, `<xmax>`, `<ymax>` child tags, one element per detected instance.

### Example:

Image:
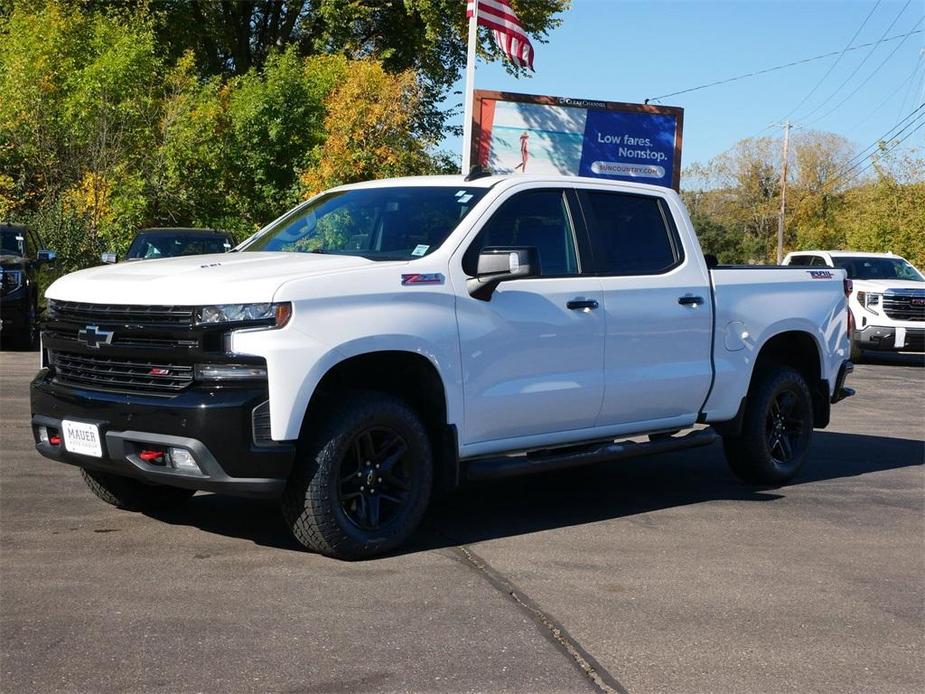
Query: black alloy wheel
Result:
<box><xmin>337</xmin><ymin>427</ymin><xmax>413</xmax><ymax>531</ymax></box>
<box><xmin>282</xmin><ymin>391</ymin><xmax>433</xmax><ymax>559</ymax></box>
<box><xmin>765</xmin><ymin>389</ymin><xmax>806</xmax><ymax>465</ymax></box>
<box><xmin>722</xmin><ymin>365</ymin><xmax>814</xmax><ymax>485</ymax></box>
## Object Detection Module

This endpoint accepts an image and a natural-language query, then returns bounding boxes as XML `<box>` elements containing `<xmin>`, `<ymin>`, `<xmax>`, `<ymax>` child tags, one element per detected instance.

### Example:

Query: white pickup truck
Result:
<box><xmin>32</xmin><ymin>174</ymin><xmax>854</xmax><ymax>559</ymax></box>
<box><xmin>783</xmin><ymin>250</ymin><xmax>925</xmax><ymax>361</ymax></box>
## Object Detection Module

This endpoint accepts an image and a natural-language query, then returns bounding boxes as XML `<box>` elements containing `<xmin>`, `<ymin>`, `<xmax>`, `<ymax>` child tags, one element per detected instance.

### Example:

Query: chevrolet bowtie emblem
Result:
<box><xmin>77</xmin><ymin>325</ymin><xmax>114</xmax><ymax>349</ymax></box>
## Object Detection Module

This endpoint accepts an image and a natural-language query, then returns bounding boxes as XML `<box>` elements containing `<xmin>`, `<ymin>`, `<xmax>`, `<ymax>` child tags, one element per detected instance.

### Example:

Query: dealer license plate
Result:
<box><xmin>61</xmin><ymin>420</ymin><xmax>103</xmax><ymax>458</ymax></box>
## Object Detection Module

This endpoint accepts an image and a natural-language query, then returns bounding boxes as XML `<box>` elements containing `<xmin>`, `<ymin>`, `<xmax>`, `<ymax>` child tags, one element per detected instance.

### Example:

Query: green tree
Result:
<box><xmin>0</xmin><ymin>0</ymin><xmax>162</xmax><ymax>269</ymax></box>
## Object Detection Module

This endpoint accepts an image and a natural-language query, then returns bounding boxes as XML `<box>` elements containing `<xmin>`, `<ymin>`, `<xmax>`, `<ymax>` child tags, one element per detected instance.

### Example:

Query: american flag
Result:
<box><xmin>466</xmin><ymin>0</ymin><xmax>535</xmax><ymax>71</ymax></box>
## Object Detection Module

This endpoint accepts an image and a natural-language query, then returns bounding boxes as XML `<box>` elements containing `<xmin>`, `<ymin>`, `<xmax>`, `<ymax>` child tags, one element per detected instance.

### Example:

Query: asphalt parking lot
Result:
<box><xmin>1</xmin><ymin>348</ymin><xmax>923</xmax><ymax>693</ymax></box>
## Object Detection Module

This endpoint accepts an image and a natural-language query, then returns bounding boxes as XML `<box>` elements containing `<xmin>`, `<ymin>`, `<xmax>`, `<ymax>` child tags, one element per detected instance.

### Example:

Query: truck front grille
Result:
<box><xmin>42</xmin><ymin>327</ymin><xmax>197</xmax><ymax>351</ymax></box>
<box><xmin>882</xmin><ymin>291</ymin><xmax>925</xmax><ymax>322</ymax></box>
<box><xmin>47</xmin><ymin>300</ymin><xmax>195</xmax><ymax>326</ymax></box>
<box><xmin>51</xmin><ymin>351</ymin><xmax>194</xmax><ymax>393</ymax></box>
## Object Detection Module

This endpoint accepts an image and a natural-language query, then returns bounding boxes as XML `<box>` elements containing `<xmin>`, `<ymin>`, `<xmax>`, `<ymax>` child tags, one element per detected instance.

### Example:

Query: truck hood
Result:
<box><xmin>851</xmin><ymin>279</ymin><xmax>925</xmax><ymax>293</ymax></box>
<box><xmin>46</xmin><ymin>252</ymin><xmax>395</xmax><ymax>305</ymax></box>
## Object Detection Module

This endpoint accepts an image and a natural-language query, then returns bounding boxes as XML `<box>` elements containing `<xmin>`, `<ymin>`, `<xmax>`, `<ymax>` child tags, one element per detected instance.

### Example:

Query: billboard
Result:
<box><xmin>472</xmin><ymin>91</ymin><xmax>684</xmax><ymax>191</ymax></box>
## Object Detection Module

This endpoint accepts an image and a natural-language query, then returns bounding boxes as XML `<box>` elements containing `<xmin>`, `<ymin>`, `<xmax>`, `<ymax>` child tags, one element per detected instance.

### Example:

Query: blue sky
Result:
<box><xmin>441</xmin><ymin>0</ymin><xmax>925</xmax><ymax>169</ymax></box>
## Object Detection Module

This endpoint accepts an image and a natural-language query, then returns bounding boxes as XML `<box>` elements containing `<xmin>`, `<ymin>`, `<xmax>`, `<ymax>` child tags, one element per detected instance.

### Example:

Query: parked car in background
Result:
<box><xmin>32</xmin><ymin>174</ymin><xmax>853</xmax><ymax>559</ymax></box>
<box><xmin>1</xmin><ymin>223</ymin><xmax>56</xmax><ymax>347</ymax></box>
<box><xmin>101</xmin><ymin>228</ymin><xmax>235</xmax><ymax>264</ymax></box>
<box><xmin>783</xmin><ymin>250</ymin><xmax>924</xmax><ymax>361</ymax></box>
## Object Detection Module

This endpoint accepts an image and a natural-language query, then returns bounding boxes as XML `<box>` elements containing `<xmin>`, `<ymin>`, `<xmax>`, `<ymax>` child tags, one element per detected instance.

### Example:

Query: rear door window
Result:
<box><xmin>580</xmin><ymin>191</ymin><xmax>682</xmax><ymax>275</ymax></box>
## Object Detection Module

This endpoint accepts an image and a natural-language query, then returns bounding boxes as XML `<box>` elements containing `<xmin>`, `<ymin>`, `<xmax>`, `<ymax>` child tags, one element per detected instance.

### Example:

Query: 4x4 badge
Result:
<box><xmin>77</xmin><ymin>325</ymin><xmax>114</xmax><ymax>349</ymax></box>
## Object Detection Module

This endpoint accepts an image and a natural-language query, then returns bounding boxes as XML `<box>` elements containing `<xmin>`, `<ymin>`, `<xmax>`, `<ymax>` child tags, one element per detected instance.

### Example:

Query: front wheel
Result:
<box><xmin>281</xmin><ymin>392</ymin><xmax>433</xmax><ymax>560</ymax></box>
<box><xmin>722</xmin><ymin>366</ymin><xmax>814</xmax><ymax>485</ymax></box>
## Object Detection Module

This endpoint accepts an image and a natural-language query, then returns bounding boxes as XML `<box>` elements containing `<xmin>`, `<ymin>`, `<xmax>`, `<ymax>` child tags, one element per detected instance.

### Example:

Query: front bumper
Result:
<box><xmin>854</xmin><ymin>325</ymin><xmax>925</xmax><ymax>352</ymax></box>
<box><xmin>30</xmin><ymin>370</ymin><xmax>295</xmax><ymax>498</ymax></box>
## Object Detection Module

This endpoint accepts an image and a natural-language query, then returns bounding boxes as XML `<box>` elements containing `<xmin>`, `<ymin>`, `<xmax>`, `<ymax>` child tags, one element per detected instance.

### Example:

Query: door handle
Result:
<box><xmin>567</xmin><ymin>299</ymin><xmax>599</xmax><ymax>311</ymax></box>
<box><xmin>678</xmin><ymin>295</ymin><xmax>704</xmax><ymax>306</ymax></box>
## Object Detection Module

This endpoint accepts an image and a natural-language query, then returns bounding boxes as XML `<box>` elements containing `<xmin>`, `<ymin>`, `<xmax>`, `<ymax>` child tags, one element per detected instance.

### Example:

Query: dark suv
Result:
<box><xmin>101</xmin><ymin>228</ymin><xmax>235</xmax><ymax>264</ymax></box>
<box><xmin>1</xmin><ymin>224</ymin><xmax>56</xmax><ymax>347</ymax></box>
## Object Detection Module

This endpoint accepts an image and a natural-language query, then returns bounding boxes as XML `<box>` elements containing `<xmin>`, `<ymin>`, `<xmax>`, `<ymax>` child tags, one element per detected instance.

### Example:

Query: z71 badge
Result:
<box><xmin>808</xmin><ymin>270</ymin><xmax>834</xmax><ymax>279</ymax></box>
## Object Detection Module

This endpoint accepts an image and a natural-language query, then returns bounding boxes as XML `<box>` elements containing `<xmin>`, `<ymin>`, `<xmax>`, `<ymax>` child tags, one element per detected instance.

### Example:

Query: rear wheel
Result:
<box><xmin>722</xmin><ymin>366</ymin><xmax>814</xmax><ymax>485</ymax></box>
<box><xmin>81</xmin><ymin>469</ymin><xmax>196</xmax><ymax>511</ymax></box>
<box><xmin>281</xmin><ymin>392</ymin><xmax>433</xmax><ymax>560</ymax></box>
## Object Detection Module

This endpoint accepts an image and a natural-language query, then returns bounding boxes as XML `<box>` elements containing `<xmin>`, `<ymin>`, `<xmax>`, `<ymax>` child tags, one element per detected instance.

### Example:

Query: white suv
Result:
<box><xmin>783</xmin><ymin>250</ymin><xmax>925</xmax><ymax>360</ymax></box>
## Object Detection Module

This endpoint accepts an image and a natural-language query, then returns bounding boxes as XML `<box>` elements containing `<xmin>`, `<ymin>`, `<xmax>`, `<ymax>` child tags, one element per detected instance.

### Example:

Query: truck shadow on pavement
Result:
<box><xmin>148</xmin><ymin>430</ymin><xmax>925</xmax><ymax>555</ymax></box>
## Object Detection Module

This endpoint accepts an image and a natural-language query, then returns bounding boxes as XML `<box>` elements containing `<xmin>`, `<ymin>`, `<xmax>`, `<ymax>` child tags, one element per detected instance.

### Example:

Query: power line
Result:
<box><xmin>849</xmin><ymin>58</ymin><xmax>923</xmax><ymax>130</ymax></box>
<box><xmin>779</xmin><ymin>0</ymin><xmax>882</xmax><ymax>121</ymax></box>
<box><xmin>795</xmin><ymin>0</ymin><xmax>912</xmax><ymax>121</ymax></box>
<box><xmin>827</xmin><ymin>104</ymin><xmax>925</xmax><ymax>188</ymax></box>
<box><xmin>645</xmin><ymin>28</ymin><xmax>922</xmax><ymax>103</ymax></box>
<box><xmin>837</xmin><ymin>118</ymin><xmax>925</xmax><ymax>186</ymax></box>
<box><xmin>895</xmin><ymin>50</ymin><xmax>925</xmax><ymax>125</ymax></box>
<box><xmin>804</xmin><ymin>15</ymin><xmax>924</xmax><ymax>126</ymax></box>
<box><xmin>838</xmin><ymin>102</ymin><xmax>925</xmax><ymax>172</ymax></box>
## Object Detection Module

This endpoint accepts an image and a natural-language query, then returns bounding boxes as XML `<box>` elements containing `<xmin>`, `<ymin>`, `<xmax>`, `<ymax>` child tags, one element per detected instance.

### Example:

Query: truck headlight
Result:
<box><xmin>856</xmin><ymin>291</ymin><xmax>881</xmax><ymax>314</ymax></box>
<box><xmin>195</xmin><ymin>302</ymin><xmax>291</xmax><ymax>328</ymax></box>
<box><xmin>1</xmin><ymin>270</ymin><xmax>23</xmax><ymax>296</ymax></box>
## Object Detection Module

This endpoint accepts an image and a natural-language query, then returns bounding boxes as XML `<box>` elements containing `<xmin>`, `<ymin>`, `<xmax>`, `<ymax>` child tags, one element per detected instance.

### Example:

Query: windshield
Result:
<box><xmin>0</xmin><ymin>228</ymin><xmax>26</xmax><ymax>257</ymax></box>
<box><xmin>242</xmin><ymin>186</ymin><xmax>488</xmax><ymax>260</ymax></box>
<box><xmin>127</xmin><ymin>234</ymin><xmax>232</xmax><ymax>259</ymax></box>
<box><xmin>832</xmin><ymin>256</ymin><xmax>924</xmax><ymax>282</ymax></box>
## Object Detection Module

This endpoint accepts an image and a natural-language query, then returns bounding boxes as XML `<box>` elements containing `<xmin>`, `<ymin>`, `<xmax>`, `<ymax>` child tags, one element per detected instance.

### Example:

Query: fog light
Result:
<box><xmin>38</xmin><ymin>426</ymin><xmax>49</xmax><ymax>443</ymax></box>
<box><xmin>168</xmin><ymin>447</ymin><xmax>201</xmax><ymax>473</ymax></box>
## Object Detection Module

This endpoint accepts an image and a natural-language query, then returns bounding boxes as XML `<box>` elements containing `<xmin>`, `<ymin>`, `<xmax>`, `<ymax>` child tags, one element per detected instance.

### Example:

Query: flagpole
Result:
<box><xmin>461</xmin><ymin>0</ymin><xmax>479</xmax><ymax>173</ymax></box>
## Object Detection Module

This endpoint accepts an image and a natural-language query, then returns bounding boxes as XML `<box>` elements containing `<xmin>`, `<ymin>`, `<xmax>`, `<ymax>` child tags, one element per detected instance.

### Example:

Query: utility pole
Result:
<box><xmin>775</xmin><ymin>120</ymin><xmax>792</xmax><ymax>264</ymax></box>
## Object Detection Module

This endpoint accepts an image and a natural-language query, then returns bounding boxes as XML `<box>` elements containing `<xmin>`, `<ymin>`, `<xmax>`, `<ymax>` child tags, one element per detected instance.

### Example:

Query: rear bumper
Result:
<box><xmin>854</xmin><ymin>326</ymin><xmax>925</xmax><ymax>352</ymax></box>
<box><xmin>30</xmin><ymin>369</ymin><xmax>295</xmax><ymax>498</ymax></box>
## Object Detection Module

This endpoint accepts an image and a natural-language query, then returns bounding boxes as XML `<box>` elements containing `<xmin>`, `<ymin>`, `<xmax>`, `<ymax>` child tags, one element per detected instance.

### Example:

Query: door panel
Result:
<box><xmin>454</xmin><ymin>187</ymin><xmax>605</xmax><ymax>445</ymax></box>
<box><xmin>457</xmin><ymin>278</ymin><xmax>605</xmax><ymax>442</ymax></box>
<box><xmin>578</xmin><ymin>189</ymin><xmax>713</xmax><ymax>426</ymax></box>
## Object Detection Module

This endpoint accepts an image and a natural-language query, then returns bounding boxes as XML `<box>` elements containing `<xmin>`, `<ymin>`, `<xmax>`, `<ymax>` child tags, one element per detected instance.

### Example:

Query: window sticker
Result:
<box><xmin>457</xmin><ymin>194</ymin><xmax>473</xmax><ymax>204</ymax></box>
<box><xmin>411</xmin><ymin>244</ymin><xmax>430</xmax><ymax>257</ymax></box>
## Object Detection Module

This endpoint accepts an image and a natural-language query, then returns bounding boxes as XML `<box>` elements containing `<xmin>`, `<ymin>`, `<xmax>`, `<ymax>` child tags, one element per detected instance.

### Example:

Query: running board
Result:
<box><xmin>464</xmin><ymin>429</ymin><xmax>719</xmax><ymax>482</ymax></box>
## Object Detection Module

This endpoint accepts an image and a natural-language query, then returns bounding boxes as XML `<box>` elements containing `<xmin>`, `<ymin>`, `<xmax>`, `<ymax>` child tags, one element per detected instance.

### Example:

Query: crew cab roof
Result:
<box><xmin>332</xmin><ymin>174</ymin><xmax>676</xmax><ymax>197</ymax></box>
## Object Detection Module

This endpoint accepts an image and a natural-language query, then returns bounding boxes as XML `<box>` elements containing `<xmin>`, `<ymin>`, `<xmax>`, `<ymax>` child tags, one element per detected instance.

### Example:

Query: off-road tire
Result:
<box><xmin>281</xmin><ymin>391</ymin><xmax>433</xmax><ymax>560</ymax></box>
<box><xmin>722</xmin><ymin>366</ymin><xmax>814</xmax><ymax>486</ymax></box>
<box><xmin>81</xmin><ymin>469</ymin><xmax>196</xmax><ymax>511</ymax></box>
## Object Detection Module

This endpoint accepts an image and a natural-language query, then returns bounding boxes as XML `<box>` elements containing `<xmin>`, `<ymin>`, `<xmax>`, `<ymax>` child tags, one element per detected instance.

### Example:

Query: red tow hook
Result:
<box><xmin>138</xmin><ymin>450</ymin><xmax>165</xmax><ymax>464</ymax></box>
<box><xmin>48</xmin><ymin>435</ymin><xmax>62</xmax><ymax>446</ymax></box>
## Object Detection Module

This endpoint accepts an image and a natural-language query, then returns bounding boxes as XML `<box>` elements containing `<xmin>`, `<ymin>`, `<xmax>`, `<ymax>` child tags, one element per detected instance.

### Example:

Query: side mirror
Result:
<box><xmin>100</xmin><ymin>252</ymin><xmax>118</xmax><ymax>264</ymax></box>
<box><xmin>37</xmin><ymin>249</ymin><xmax>57</xmax><ymax>264</ymax></box>
<box><xmin>467</xmin><ymin>246</ymin><xmax>539</xmax><ymax>301</ymax></box>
